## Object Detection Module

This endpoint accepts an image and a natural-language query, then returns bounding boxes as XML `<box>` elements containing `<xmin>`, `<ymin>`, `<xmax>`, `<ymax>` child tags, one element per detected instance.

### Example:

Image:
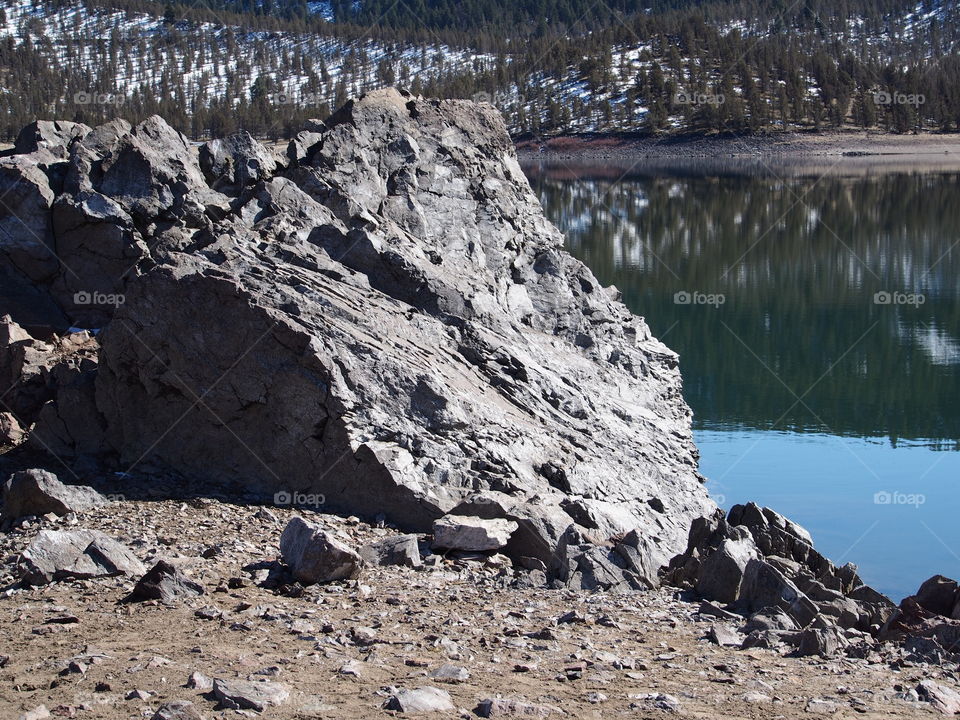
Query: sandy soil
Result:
<box><xmin>0</xmin><ymin>484</ymin><xmax>955</xmax><ymax>720</ymax></box>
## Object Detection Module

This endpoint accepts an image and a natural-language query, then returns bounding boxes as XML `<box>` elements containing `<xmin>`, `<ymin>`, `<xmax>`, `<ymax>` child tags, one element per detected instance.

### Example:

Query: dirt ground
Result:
<box><xmin>0</xmin><ymin>490</ymin><xmax>956</xmax><ymax>720</ymax></box>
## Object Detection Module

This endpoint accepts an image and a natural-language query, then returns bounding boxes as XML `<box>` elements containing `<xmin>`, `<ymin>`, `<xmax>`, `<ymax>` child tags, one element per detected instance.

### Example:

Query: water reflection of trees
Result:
<box><xmin>529</xmin><ymin>168</ymin><xmax>960</xmax><ymax>445</ymax></box>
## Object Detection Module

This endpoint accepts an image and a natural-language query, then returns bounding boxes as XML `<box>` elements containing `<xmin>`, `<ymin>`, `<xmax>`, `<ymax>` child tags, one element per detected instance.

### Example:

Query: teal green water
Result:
<box><xmin>525</xmin><ymin>160</ymin><xmax>960</xmax><ymax>600</ymax></box>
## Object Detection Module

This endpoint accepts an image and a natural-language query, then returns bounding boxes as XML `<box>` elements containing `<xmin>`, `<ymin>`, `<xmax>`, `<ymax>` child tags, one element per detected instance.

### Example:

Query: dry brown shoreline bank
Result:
<box><xmin>515</xmin><ymin>130</ymin><xmax>960</xmax><ymax>166</ymax></box>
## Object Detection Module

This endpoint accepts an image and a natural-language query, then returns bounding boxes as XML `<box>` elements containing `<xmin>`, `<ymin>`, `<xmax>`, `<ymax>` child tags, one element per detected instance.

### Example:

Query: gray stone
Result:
<box><xmin>707</xmin><ymin>624</ymin><xmax>742</xmax><ymax>647</ymax></box>
<box><xmin>913</xmin><ymin>575</ymin><xmax>959</xmax><ymax>616</ymax></box>
<box><xmin>917</xmin><ymin>680</ymin><xmax>960</xmax><ymax>715</ymax></box>
<box><xmin>200</xmin><ymin>132</ymin><xmax>282</xmax><ymax>193</ymax></box>
<box><xmin>186</xmin><ymin>671</ymin><xmax>213</xmax><ymax>690</ymax></box>
<box><xmin>742</xmin><ymin>607</ymin><xmax>798</xmax><ymax>633</ymax></box>
<box><xmin>0</xmin><ymin>412</ymin><xmax>26</xmax><ymax>445</ymax></box>
<box><xmin>433</xmin><ymin>515</ymin><xmax>518</xmax><ymax>552</ymax></box>
<box><xmin>212</xmin><ymin>678</ymin><xmax>289</xmax><ymax>712</ymax></box>
<box><xmin>20</xmin><ymin>528</ymin><xmax>145</xmax><ymax>584</ymax></box>
<box><xmin>14</xmin><ymin>120</ymin><xmax>90</xmax><ymax>155</ymax></box>
<box><xmin>279</xmin><ymin>516</ymin><xmax>361</xmax><ymax>584</ymax></box>
<box><xmin>384</xmin><ymin>686</ymin><xmax>454</xmax><ymax>713</ymax></box>
<box><xmin>797</xmin><ymin>627</ymin><xmax>844</xmax><ymax>657</ymax></box>
<box><xmin>128</xmin><ymin>560</ymin><xmax>205</xmax><ymax>603</ymax></box>
<box><xmin>360</xmin><ymin>534</ymin><xmax>422</xmax><ymax>568</ymax></box>
<box><xmin>427</xmin><ymin>663</ymin><xmax>469</xmax><ymax>683</ymax></box>
<box><xmin>150</xmin><ymin>701</ymin><xmax>205</xmax><ymax>720</ymax></box>
<box><xmin>475</xmin><ymin>697</ymin><xmax>558</xmax><ymax>717</ymax></box>
<box><xmin>2</xmin><ymin>469</ymin><xmax>106</xmax><ymax>523</ymax></box>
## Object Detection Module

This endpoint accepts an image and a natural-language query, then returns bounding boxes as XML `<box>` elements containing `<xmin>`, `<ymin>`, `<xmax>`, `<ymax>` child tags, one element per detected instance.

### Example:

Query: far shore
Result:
<box><xmin>515</xmin><ymin>130</ymin><xmax>960</xmax><ymax>171</ymax></box>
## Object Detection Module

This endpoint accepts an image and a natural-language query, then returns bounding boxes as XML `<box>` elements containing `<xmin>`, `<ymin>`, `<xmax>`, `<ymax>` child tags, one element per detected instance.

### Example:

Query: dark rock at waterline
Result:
<box><xmin>877</xmin><ymin>575</ymin><xmax>960</xmax><ymax>657</ymax></box>
<box><xmin>665</xmin><ymin>502</ymin><xmax>896</xmax><ymax>643</ymax></box>
<box><xmin>0</xmin><ymin>89</ymin><xmax>714</xmax><ymax>586</ymax></box>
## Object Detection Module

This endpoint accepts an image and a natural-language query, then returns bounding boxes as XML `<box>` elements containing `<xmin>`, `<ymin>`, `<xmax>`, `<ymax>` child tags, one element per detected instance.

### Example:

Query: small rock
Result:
<box><xmin>805</xmin><ymin>698</ymin><xmax>840</xmax><ymax>714</ymax></box>
<box><xmin>360</xmin><ymin>534</ymin><xmax>422</xmax><ymax>568</ymax></box>
<box><xmin>0</xmin><ymin>412</ymin><xmax>26</xmax><ymax>446</ymax></box>
<box><xmin>126</xmin><ymin>689</ymin><xmax>152</xmax><ymax>700</ymax></box>
<box><xmin>707</xmin><ymin>625</ymin><xmax>741</xmax><ymax>647</ymax></box>
<box><xmin>428</xmin><ymin>664</ymin><xmax>470</xmax><ymax>683</ymax></box>
<box><xmin>127</xmin><ymin>560</ymin><xmax>205</xmax><ymax>603</ymax></box>
<box><xmin>917</xmin><ymin>680</ymin><xmax>960</xmax><ymax>715</ymax></box>
<box><xmin>186</xmin><ymin>671</ymin><xmax>213</xmax><ymax>690</ymax></box>
<box><xmin>475</xmin><ymin>698</ymin><xmax>558</xmax><ymax>717</ymax></box>
<box><xmin>19</xmin><ymin>707</ymin><xmax>50</xmax><ymax>720</ymax></box>
<box><xmin>150</xmin><ymin>701</ymin><xmax>205</xmax><ymax>720</ymax></box>
<box><xmin>384</xmin><ymin>687</ymin><xmax>455</xmax><ymax>713</ymax></box>
<box><xmin>743</xmin><ymin>692</ymin><xmax>772</xmax><ymax>703</ymax></box>
<box><xmin>631</xmin><ymin>693</ymin><xmax>681</xmax><ymax>713</ymax></box>
<box><xmin>279</xmin><ymin>517</ymin><xmax>361</xmax><ymax>584</ymax></box>
<box><xmin>212</xmin><ymin>678</ymin><xmax>290</xmax><ymax>712</ymax></box>
<box><xmin>797</xmin><ymin>628</ymin><xmax>844</xmax><ymax>658</ymax></box>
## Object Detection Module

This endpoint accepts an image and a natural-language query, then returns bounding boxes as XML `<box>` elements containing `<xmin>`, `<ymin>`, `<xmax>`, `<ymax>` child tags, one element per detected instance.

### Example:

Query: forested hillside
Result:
<box><xmin>0</xmin><ymin>0</ymin><xmax>957</xmax><ymax>140</ymax></box>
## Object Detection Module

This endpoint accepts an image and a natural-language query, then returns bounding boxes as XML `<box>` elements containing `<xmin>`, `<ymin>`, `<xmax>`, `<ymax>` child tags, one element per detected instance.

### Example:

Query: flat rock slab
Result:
<box><xmin>918</xmin><ymin>680</ymin><xmax>960</xmax><ymax>715</ymax></box>
<box><xmin>432</xmin><ymin>515</ymin><xmax>518</xmax><ymax>552</ymax></box>
<box><xmin>475</xmin><ymin>698</ymin><xmax>559</xmax><ymax>717</ymax></box>
<box><xmin>213</xmin><ymin>678</ymin><xmax>290</xmax><ymax>712</ymax></box>
<box><xmin>384</xmin><ymin>686</ymin><xmax>455</xmax><ymax>713</ymax></box>
<box><xmin>20</xmin><ymin>528</ymin><xmax>145</xmax><ymax>585</ymax></box>
<box><xmin>279</xmin><ymin>516</ymin><xmax>361</xmax><ymax>584</ymax></box>
<box><xmin>150</xmin><ymin>701</ymin><xmax>205</xmax><ymax>720</ymax></box>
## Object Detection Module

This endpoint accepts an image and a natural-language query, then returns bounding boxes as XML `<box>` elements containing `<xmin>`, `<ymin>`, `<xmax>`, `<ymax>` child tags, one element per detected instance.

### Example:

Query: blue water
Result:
<box><xmin>526</xmin><ymin>161</ymin><xmax>960</xmax><ymax>602</ymax></box>
<box><xmin>698</xmin><ymin>429</ymin><xmax>960</xmax><ymax>601</ymax></box>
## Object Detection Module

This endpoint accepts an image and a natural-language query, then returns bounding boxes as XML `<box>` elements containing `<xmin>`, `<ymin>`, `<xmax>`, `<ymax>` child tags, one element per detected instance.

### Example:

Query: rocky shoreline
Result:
<box><xmin>0</xmin><ymin>468</ymin><xmax>958</xmax><ymax>719</ymax></box>
<box><xmin>0</xmin><ymin>89</ymin><xmax>959</xmax><ymax>718</ymax></box>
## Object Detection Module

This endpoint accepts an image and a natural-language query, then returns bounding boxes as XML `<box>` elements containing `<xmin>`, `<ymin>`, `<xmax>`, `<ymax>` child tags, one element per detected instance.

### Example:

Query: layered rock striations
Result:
<box><xmin>0</xmin><ymin>89</ymin><xmax>714</xmax><ymax>587</ymax></box>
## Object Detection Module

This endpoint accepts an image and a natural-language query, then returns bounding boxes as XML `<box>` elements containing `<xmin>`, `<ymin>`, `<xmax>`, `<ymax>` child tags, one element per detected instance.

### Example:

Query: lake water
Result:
<box><xmin>524</xmin><ymin>158</ymin><xmax>960</xmax><ymax>601</ymax></box>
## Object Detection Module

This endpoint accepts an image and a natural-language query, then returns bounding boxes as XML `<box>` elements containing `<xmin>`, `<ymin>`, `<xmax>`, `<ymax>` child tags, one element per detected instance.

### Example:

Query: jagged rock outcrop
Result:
<box><xmin>666</xmin><ymin>502</ymin><xmax>897</xmax><ymax>650</ymax></box>
<box><xmin>878</xmin><ymin>575</ymin><xmax>960</xmax><ymax>661</ymax></box>
<box><xmin>0</xmin><ymin>89</ymin><xmax>715</xmax><ymax>588</ymax></box>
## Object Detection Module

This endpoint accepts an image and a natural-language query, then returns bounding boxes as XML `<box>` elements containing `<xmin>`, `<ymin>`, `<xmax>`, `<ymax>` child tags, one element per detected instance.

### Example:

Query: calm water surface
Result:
<box><xmin>524</xmin><ymin>158</ymin><xmax>960</xmax><ymax>600</ymax></box>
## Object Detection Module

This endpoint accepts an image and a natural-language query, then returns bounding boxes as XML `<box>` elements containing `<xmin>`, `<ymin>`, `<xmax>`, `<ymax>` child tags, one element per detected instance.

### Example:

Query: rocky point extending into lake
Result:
<box><xmin>0</xmin><ymin>89</ymin><xmax>958</xmax><ymax>719</ymax></box>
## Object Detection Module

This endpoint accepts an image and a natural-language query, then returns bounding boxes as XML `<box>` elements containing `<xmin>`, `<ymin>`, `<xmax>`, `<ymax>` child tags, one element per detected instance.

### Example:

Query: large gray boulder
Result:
<box><xmin>20</xmin><ymin>528</ymin><xmax>146</xmax><ymax>584</ymax></box>
<box><xmin>5</xmin><ymin>90</ymin><xmax>716</xmax><ymax>585</ymax></box>
<box><xmin>1</xmin><ymin>468</ymin><xmax>106</xmax><ymax>523</ymax></box>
